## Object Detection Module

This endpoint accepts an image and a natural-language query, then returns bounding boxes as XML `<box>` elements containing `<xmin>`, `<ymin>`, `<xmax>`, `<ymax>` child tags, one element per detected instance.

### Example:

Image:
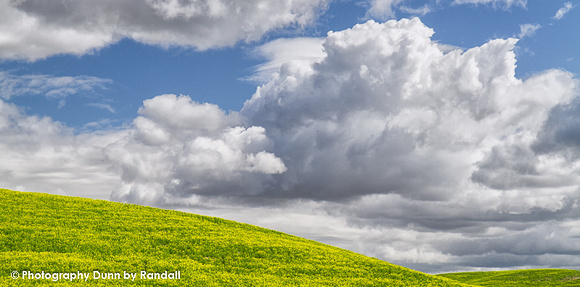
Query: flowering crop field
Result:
<box><xmin>0</xmin><ymin>188</ymin><xmax>469</xmax><ymax>286</ymax></box>
<box><xmin>439</xmin><ymin>269</ymin><xmax>580</xmax><ymax>287</ymax></box>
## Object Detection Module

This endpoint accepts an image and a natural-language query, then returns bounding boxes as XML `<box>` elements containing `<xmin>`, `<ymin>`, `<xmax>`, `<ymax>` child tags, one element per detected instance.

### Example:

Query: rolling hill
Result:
<box><xmin>0</xmin><ymin>188</ymin><xmax>468</xmax><ymax>286</ymax></box>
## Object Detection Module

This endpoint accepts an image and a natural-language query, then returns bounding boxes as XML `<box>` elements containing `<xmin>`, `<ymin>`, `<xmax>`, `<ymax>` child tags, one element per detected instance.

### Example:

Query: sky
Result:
<box><xmin>1</xmin><ymin>0</ymin><xmax>580</xmax><ymax>274</ymax></box>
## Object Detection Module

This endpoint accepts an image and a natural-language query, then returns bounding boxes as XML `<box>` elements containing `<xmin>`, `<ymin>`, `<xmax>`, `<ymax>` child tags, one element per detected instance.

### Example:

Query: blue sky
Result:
<box><xmin>2</xmin><ymin>0</ymin><xmax>577</xmax><ymax>129</ymax></box>
<box><xmin>1</xmin><ymin>0</ymin><xmax>580</xmax><ymax>274</ymax></box>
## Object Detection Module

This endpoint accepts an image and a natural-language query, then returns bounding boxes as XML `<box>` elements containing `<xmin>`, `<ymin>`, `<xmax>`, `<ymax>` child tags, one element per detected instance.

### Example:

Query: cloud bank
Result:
<box><xmin>3</xmin><ymin>17</ymin><xmax>580</xmax><ymax>273</ymax></box>
<box><xmin>0</xmin><ymin>99</ymin><xmax>124</xmax><ymax>199</ymax></box>
<box><xmin>0</xmin><ymin>0</ymin><xmax>330</xmax><ymax>60</ymax></box>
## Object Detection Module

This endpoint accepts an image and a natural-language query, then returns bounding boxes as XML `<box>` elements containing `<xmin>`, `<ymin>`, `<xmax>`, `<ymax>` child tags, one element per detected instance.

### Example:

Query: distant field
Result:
<box><xmin>438</xmin><ymin>269</ymin><xmax>580</xmax><ymax>286</ymax></box>
<box><xmin>0</xmin><ymin>188</ymin><xmax>468</xmax><ymax>286</ymax></box>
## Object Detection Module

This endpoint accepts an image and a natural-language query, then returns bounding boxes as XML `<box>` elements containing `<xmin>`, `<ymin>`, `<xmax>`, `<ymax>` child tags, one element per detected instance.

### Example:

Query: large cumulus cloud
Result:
<box><xmin>241</xmin><ymin>18</ymin><xmax>577</xmax><ymax>202</ymax></box>
<box><xmin>0</xmin><ymin>0</ymin><xmax>329</xmax><ymax>60</ymax></box>
<box><xmin>105</xmin><ymin>94</ymin><xmax>286</xmax><ymax>204</ymax></box>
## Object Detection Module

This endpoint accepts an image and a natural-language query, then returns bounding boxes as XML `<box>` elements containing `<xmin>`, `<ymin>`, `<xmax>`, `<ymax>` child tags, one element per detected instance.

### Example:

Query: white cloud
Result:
<box><xmin>366</xmin><ymin>0</ymin><xmax>404</xmax><ymax>20</ymax></box>
<box><xmin>518</xmin><ymin>23</ymin><xmax>541</xmax><ymax>39</ymax></box>
<box><xmin>0</xmin><ymin>99</ymin><xmax>124</xmax><ymax>199</ymax></box>
<box><xmin>247</xmin><ymin>37</ymin><xmax>326</xmax><ymax>83</ymax></box>
<box><xmin>105</xmin><ymin>94</ymin><xmax>286</xmax><ymax>204</ymax></box>
<box><xmin>554</xmin><ymin>2</ymin><xmax>574</xmax><ymax>20</ymax></box>
<box><xmin>365</xmin><ymin>0</ymin><xmax>524</xmax><ymax>20</ymax></box>
<box><xmin>0</xmin><ymin>0</ymin><xmax>330</xmax><ymax>61</ymax></box>
<box><xmin>0</xmin><ymin>71</ymin><xmax>111</xmax><ymax>100</ymax></box>
<box><xmin>242</xmin><ymin>18</ymin><xmax>578</xmax><ymax>203</ymax></box>
<box><xmin>400</xmin><ymin>4</ymin><xmax>431</xmax><ymax>16</ymax></box>
<box><xmin>453</xmin><ymin>0</ymin><xmax>527</xmax><ymax>8</ymax></box>
<box><xmin>87</xmin><ymin>103</ymin><xmax>116</xmax><ymax>113</ymax></box>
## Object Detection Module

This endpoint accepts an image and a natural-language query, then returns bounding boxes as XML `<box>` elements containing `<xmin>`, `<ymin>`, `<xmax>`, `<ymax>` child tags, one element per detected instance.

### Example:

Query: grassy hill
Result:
<box><xmin>0</xmin><ymin>188</ymin><xmax>469</xmax><ymax>286</ymax></box>
<box><xmin>438</xmin><ymin>269</ymin><xmax>580</xmax><ymax>286</ymax></box>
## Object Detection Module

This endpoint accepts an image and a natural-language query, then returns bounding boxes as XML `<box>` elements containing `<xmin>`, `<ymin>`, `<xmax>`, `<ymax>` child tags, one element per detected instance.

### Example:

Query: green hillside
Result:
<box><xmin>0</xmin><ymin>188</ymin><xmax>469</xmax><ymax>286</ymax></box>
<box><xmin>438</xmin><ymin>269</ymin><xmax>580</xmax><ymax>287</ymax></box>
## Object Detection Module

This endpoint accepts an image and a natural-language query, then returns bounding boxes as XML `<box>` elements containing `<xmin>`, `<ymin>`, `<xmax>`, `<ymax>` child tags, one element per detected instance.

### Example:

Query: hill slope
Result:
<box><xmin>0</xmin><ymin>189</ymin><xmax>469</xmax><ymax>286</ymax></box>
<box><xmin>438</xmin><ymin>269</ymin><xmax>580</xmax><ymax>287</ymax></box>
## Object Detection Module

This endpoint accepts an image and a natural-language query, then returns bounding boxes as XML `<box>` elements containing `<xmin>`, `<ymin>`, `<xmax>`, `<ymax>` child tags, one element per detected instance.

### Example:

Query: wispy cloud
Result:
<box><xmin>0</xmin><ymin>71</ymin><xmax>111</xmax><ymax>101</ymax></box>
<box><xmin>400</xmin><ymin>4</ymin><xmax>431</xmax><ymax>16</ymax></box>
<box><xmin>365</xmin><ymin>0</ymin><xmax>404</xmax><ymax>20</ymax></box>
<box><xmin>518</xmin><ymin>23</ymin><xmax>541</xmax><ymax>38</ymax></box>
<box><xmin>554</xmin><ymin>2</ymin><xmax>574</xmax><ymax>20</ymax></box>
<box><xmin>453</xmin><ymin>0</ymin><xmax>527</xmax><ymax>9</ymax></box>
<box><xmin>87</xmin><ymin>103</ymin><xmax>116</xmax><ymax>114</ymax></box>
